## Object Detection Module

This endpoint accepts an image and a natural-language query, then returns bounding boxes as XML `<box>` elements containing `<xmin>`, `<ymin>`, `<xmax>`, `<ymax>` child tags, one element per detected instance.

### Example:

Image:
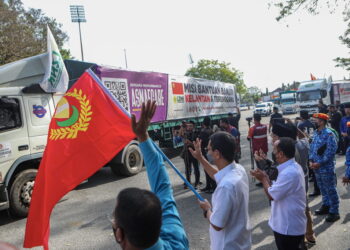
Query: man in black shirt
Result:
<box><xmin>297</xmin><ymin>110</ymin><xmax>315</xmax><ymax>135</ymax></box>
<box><xmin>336</xmin><ymin>100</ymin><xmax>345</xmax><ymax>116</ymax></box>
<box><xmin>199</xmin><ymin>117</ymin><xmax>216</xmax><ymax>193</ymax></box>
<box><xmin>269</xmin><ymin>107</ymin><xmax>283</xmax><ymax>133</ymax></box>
<box><xmin>228</xmin><ymin>107</ymin><xmax>241</xmax><ymax>131</ymax></box>
<box><xmin>183</xmin><ymin>121</ymin><xmax>201</xmax><ymax>189</ymax></box>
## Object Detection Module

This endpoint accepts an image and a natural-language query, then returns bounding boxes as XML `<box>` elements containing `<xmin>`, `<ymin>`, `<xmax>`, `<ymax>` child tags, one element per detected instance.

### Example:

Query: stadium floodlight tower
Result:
<box><xmin>70</xmin><ymin>5</ymin><xmax>86</xmax><ymax>61</ymax></box>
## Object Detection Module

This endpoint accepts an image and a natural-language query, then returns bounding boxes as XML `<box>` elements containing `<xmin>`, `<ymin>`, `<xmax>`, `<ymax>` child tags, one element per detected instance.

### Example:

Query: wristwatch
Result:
<box><xmin>203</xmin><ymin>209</ymin><xmax>211</xmax><ymax>218</ymax></box>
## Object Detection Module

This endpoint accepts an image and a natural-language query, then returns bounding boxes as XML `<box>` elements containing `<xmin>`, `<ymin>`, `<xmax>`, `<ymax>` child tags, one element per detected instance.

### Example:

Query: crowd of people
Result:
<box><xmin>248</xmin><ymin>101</ymin><xmax>350</xmax><ymax>248</ymax></box>
<box><xmin>108</xmin><ymin>100</ymin><xmax>349</xmax><ymax>250</ymax></box>
<box><xmin>176</xmin><ymin>109</ymin><xmax>241</xmax><ymax>193</ymax></box>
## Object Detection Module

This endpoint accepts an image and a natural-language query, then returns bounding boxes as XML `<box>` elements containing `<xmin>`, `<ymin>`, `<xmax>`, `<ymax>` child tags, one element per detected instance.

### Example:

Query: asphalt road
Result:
<box><xmin>1</xmin><ymin>110</ymin><xmax>350</xmax><ymax>250</ymax></box>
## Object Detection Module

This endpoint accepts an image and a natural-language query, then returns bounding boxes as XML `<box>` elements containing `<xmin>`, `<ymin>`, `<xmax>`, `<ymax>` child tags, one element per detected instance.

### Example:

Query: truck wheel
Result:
<box><xmin>9</xmin><ymin>169</ymin><xmax>37</xmax><ymax>218</ymax></box>
<box><xmin>110</xmin><ymin>143</ymin><xmax>143</xmax><ymax>176</ymax></box>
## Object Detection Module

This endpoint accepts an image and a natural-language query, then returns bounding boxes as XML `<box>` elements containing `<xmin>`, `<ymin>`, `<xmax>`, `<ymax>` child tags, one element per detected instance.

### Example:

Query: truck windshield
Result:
<box><xmin>256</xmin><ymin>104</ymin><xmax>266</xmax><ymax>108</ymax></box>
<box><xmin>297</xmin><ymin>91</ymin><xmax>320</xmax><ymax>102</ymax></box>
<box><xmin>281</xmin><ymin>98</ymin><xmax>296</xmax><ymax>104</ymax></box>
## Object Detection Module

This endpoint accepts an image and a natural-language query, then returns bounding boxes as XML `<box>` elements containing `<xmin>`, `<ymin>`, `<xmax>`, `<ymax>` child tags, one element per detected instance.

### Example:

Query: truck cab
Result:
<box><xmin>297</xmin><ymin>79</ymin><xmax>330</xmax><ymax>114</ymax></box>
<box><xmin>280</xmin><ymin>91</ymin><xmax>298</xmax><ymax>114</ymax></box>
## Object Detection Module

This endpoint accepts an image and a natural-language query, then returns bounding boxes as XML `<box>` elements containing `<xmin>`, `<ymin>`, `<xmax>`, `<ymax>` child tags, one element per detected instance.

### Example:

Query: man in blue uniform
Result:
<box><xmin>339</xmin><ymin>102</ymin><xmax>350</xmax><ymax>154</ymax></box>
<box><xmin>342</xmin><ymin>121</ymin><xmax>350</xmax><ymax>186</ymax></box>
<box><xmin>309</xmin><ymin>113</ymin><xmax>340</xmax><ymax>222</ymax></box>
<box><xmin>343</xmin><ymin>150</ymin><xmax>350</xmax><ymax>185</ymax></box>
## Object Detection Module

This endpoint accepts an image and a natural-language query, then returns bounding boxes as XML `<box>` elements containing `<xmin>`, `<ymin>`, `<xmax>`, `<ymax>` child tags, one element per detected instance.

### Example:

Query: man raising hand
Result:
<box><xmin>189</xmin><ymin>132</ymin><xmax>251</xmax><ymax>250</ymax></box>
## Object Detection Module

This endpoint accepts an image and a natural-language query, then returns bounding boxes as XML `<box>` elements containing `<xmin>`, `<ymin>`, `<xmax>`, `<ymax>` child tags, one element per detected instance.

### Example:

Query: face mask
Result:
<box><xmin>206</xmin><ymin>152</ymin><xmax>214</xmax><ymax>164</ymax></box>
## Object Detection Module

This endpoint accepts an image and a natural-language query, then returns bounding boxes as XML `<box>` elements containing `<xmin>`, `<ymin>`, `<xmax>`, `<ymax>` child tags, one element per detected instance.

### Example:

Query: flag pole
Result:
<box><xmin>152</xmin><ymin>141</ymin><xmax>205</xmax><ymax>201</ymax></box>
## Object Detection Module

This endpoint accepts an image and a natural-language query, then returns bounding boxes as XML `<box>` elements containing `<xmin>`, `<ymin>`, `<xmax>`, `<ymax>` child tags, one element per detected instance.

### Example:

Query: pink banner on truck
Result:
<box><xmin>95</xmin><ymin>66</ymin><xmax>168</xmax><ymax>123</ymax></box>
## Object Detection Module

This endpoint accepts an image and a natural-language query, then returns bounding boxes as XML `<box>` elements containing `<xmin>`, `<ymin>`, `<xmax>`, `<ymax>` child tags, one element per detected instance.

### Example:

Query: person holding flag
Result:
<box><xmin>111</xmin><ymin>100</ymin><xmax>189</xmax><ymax>249</ymax></box>
<box><xmin>24</xmin><ymin>70</ymin><xmax>139</xmax><ymax>249</ymax></box>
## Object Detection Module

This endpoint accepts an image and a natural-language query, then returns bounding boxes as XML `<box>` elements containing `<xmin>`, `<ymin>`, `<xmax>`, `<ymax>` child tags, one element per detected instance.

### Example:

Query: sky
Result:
<box><xmin>22</xmin><ymin>0</ymin><xmax>350</xmax><ymax>91</ymax></box>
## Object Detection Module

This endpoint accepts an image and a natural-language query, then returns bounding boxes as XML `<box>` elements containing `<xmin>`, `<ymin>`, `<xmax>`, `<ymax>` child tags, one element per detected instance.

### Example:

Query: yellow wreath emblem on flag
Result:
<box><xmin>49</xmin><ymin>89</ymin><xmax>92</xmax><ymax>140</ymax></box>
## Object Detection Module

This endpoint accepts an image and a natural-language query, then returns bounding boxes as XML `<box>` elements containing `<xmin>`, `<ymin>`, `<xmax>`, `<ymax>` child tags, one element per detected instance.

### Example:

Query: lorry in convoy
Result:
<box><xmin>296</xmin><ymin>79</ymin><xmax>330</xmax><ymax>114</ymax></box>
<box><xmin>330</xmin><ymin>80</ymin><xmax>350</xmax><ymax>104</ymax></box>
<box><xmin>262</xmin><ymin>95</ymin><xmax>271</xmax><ymax>102</ymax></box>
<box><xmin>270</xmin><ymin>92</ymin><xmax>281</xmax><ymax>108</ymax></box>
<box><xmin>280</xmin><ymin>91</ymin><xmax>298</xmax><ymax>114</ymax></box>
<box><xmin>297</xmin><ymin>78</ymin><xmax>350</xmax><ymax>114</ymax></box>
<box><xmin>0</xmin><ymin>54</ymin><xmax>239</xmax><ymax>217</ymax></box>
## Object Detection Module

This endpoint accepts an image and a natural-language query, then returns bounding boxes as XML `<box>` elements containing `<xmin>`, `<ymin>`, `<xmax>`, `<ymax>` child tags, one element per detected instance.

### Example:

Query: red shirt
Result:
<box><xmin>248</xmin><ymin>123</ymin><xmax>268</xmax><ymax>153</ymax></box>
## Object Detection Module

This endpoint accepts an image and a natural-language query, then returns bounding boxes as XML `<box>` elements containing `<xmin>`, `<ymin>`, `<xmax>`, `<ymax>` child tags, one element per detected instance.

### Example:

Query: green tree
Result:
<box><xmin>0</xmin><ymin>0</ymin><xmax>72</xmax><ymax>65</ymax></box>
<box><xmin>272</xmin><ymin>0</ymin><xmax>350</xmax><ymax>70</ymax></box>
<box><xmin>245</xmin><ymin>93</ymin><xmax>261</xmax><ymax>104</ymax></box>
<box><xmin>60</xmin><ymin>49</ymin><xmax>74</xmax><ymax>60</ymax></box>
<box><xmin>185</xmin><ymin>59</ymin><xmax>247</xmax><ymax>95</ymax></box>
<box><xmin>242</xmin><ymin>86</ymin><xmax>261</xmax><ymax>104</ymax></box>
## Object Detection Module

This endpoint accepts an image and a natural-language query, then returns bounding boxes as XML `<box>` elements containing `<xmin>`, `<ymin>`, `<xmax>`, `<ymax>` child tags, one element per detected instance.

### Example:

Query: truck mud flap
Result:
<box><xmin>0</xmin><ymin>184</ymin><xmax>10</xmax><ymax>211</ymax></box>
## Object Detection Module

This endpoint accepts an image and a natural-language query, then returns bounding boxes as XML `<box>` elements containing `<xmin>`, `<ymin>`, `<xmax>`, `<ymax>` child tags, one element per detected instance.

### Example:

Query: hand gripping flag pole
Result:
<box><xmin>88</xmin><ymin>69</ymin><xmax>205</xmax><ymax>201</ymax></box>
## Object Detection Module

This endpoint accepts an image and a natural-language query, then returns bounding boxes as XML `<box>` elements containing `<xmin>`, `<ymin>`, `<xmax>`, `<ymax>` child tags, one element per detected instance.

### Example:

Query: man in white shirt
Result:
<box><xmin>251</xmin><ymin>137</ymin><xmax>306</xmax><ymax>250</ymax></box>
<box><xmin>189</xmin><ymin>131</ymin><xmax>251</xmax><ymax>250</ymax></box>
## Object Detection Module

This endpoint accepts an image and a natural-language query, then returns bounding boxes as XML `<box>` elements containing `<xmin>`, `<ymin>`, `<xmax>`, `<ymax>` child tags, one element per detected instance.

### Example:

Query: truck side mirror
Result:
<box><xmin>321</xmin><ymin>90</ymin><xmax>327</xmax><ymax>98</ymax></box>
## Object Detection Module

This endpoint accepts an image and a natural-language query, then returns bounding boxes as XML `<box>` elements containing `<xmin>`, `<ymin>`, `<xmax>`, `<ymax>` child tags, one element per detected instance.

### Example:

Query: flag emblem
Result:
<box><xmin>49</xmin><ymin>88</ymin><xmax>92</xmax><ymax>140</ymax></box>
<box><xmin>172</xmin><ymin>82</ymin><xmax>184</xmax><ymax>95</ymax></box>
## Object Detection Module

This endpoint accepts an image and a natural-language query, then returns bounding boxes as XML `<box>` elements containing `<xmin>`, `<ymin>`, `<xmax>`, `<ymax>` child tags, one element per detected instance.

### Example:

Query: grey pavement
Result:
<box><xmin>0</xmin><ymin>110</ymin><xmax>349</xmax><ymax>250</ymax></box>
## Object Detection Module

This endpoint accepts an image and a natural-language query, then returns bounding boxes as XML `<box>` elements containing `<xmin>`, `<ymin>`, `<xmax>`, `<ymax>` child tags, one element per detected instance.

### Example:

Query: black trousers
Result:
<box><xmin>335</xmin><ymin>129</ymin><xmax>341</xmax><ymax>153</ymax></box>
<box><xmin>202</xmin><ymin>151</ymin><xmax>216</xmax><ymax>190</ymax></box>
<box><xmin>273</xmin><ymin>231</ymin><xmax>305</xmax><ymax>250</ymax></box>
<box><xmin>309</xmin><ymin>168</ymin><xmax>320</xmax><ymax>194</ymax></box>
<box><xmin>204</xmin><ymin>170</ymin><xmax>216</xmax><ymax>190</ymax></box>
<box><xmin>341</xmin><ymin>136</ymin><xmax>350</xmax><ymax>154</ymax></box>
<box><xmin>184</xmin><ymin>151</ymin><xmax>200</xmax><ymax>185</ymax></box>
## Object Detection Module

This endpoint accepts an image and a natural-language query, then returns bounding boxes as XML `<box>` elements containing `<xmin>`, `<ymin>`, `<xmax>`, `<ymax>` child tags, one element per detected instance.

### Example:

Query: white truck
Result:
<box><xmin>331</xmin><ymin>80</ymin><xmax>350</xmax><ymax>104</ymax></box>
<box><xmin>297</xmin><ymin>78</ymin><xmax>350</xmax><ymax>114</ymax></box>
<box><xmin>280</xmin><ymin>91</ymin><xmax>298</xmax><ymax>114</ymax></box>
<box><xmin>296</xmin><ymin>79</ymin><xmax>330</xmax><ymax>114</ymax></box>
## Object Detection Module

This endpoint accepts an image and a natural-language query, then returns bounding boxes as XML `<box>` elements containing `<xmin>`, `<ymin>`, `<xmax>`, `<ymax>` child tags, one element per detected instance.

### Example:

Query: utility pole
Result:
<box><xmin>124</xmin><ymin>49</ymin><xmax>128</xmax><ymax>69</ymax></box>
<box><xmin>188</xmin><ymin>53</ymin><xmax>194</xmax><ymax>67</ymax></box>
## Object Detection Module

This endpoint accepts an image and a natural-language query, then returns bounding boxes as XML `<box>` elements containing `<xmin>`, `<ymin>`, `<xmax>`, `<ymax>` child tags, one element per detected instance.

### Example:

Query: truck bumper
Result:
<box><xmin>0</xmin><ymin>183</ymin><xmax>9</xmax><ymax>211</ymax></box>
<box><xmin>254</xmin><ymin>111</ymin><xmax>268</xmax><ymax>116</ymax></box>
<box><xmin>283</xmin><ymin>110</ymin><xmax>296</xmax><ymax>114</ymax></box>
<box><xmin>300</xmin><ymin>108</ymin><xmax>318</xmax><ymax>114</ymax></box>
